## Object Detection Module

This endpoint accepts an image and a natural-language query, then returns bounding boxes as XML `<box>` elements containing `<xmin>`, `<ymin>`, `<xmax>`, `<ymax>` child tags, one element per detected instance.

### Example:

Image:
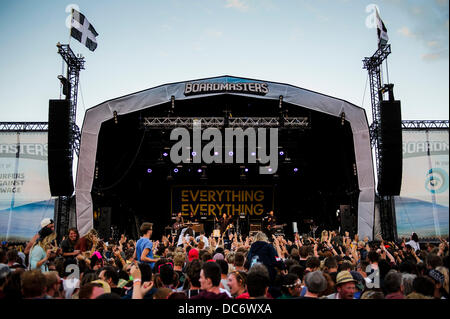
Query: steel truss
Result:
<box><xmin>402</xmin><ymin>120</ymin><xmax>449</xmax><ymax>129</ymax></box>
<box><xmin>363</xmin><ymin>44</ymin><xmax>391</xmax><ymax>168</ymax></box>
<box><xmin>0</xmin><ymin>122</ymin><xmax>48</xmax><ymax>131</ymax></box>
<box><xmin>141</xmin><ymin>117</ymin><xmax>310</xmax><ymax>129</ymax></box>
<box><xmin>57</xmin><ymin>43</ymin><xmax>84</xmax><ymax>157</ymax></box>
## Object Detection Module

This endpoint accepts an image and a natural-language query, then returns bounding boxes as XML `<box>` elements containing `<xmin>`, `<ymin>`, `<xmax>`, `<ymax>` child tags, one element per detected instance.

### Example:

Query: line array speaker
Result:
<box><xmin>48</xmin><ymin>99</ymin><xmax>74</xmax><ymax>196</ymax></box>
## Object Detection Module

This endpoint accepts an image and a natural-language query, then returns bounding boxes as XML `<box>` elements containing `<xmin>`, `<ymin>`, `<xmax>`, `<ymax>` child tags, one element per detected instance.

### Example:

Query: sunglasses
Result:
<box><xmin>158</xmin><ymin>262</ymin><xmax>173</xmax><ymax>273</ymax></box>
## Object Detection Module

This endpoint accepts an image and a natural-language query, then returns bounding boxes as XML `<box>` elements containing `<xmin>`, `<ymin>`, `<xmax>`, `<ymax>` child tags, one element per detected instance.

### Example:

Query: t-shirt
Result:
<box><xmin>136</xmin><ymin>237</ymin><xmax>155</xmax><ymax>269</ymax></box>
<box><xmin>61</xmin><ymin>239</ymin><xmax>77</xmax><ymax>265</ymax></box>
<box><xmin>30</xmin><ymin>245</ymin><xmax>47</xmax><ymax>272</ymax></box>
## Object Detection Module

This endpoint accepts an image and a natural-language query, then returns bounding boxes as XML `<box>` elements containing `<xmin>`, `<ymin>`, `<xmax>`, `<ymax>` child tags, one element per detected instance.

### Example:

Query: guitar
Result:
<box><xmin>172</xmin><ymin>222</ymin><xmax>188</xmax><ymax>231</ymax></box>
<box><xmin>267</xmin><ymin>223</ymin><xmax>287</xmax><ymax>230</ymax></box>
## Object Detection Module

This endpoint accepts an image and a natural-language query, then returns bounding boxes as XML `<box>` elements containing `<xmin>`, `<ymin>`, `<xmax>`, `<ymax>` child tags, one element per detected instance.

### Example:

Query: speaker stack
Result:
<box><xmin>48</xmin><ymin>99</ymin><xmax>74</xmax><ymax>196</ymax></box>
<box><xmin>377</xmin><ymin>100</ymin><xmax>403</xmax><ymax>196</ymax></box>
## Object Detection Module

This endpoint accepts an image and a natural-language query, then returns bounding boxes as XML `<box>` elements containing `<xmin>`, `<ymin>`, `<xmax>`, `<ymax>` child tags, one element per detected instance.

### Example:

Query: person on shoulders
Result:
<box><xmin>134</xmin><ymin>223</ymin><xmax>159</xmax><ymax>270</ymax></box>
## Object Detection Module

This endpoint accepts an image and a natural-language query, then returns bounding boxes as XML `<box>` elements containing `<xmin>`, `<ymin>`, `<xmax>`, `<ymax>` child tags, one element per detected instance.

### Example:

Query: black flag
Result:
<box><xmin>70</xmin><ymin>9</ymin><xmax>98</xmax><ymax>51</ymax></box>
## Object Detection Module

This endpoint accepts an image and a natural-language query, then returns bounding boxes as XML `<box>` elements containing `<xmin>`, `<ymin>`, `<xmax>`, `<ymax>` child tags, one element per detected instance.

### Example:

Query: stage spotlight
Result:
<box><xmin>192</xmin><ymin>151</ymin><xmax>197</xmax><ymax>157</ymax></box>
<box><xmin>113</xmin><ymin>110</ymin><xmax>118</xmax><ymax>124</ymax></box>
<box><xmin>214</xmin><ymin>151</ymin><xmax>219</xmax><ymax>156</ymax></box>
<box><xmin>200</xmin><ymin>166</ymin><xmax>207</xmax><ymax>181</ymax></box>
<box><xmin>197</xmin><ymin>168</ymin><xmax>202</xmax><ymax>173</ymax></box>
<box><xmin>268</xmin><ymin>168</ymin><xmax>273</xmax><ymax>172</ymax></box>
<box><xmin>279</xmin><ymin>151</ymin><xmax>284</xmax><ymax>156</ymax></box>
<box><xmin>245</xmin><ymin>168</ymin><xmax>249</xmax><ymax>172</ymax></box>
<box><xmin>228</xmin><ymin>151</ymin><xmax>234</xmax><ymax>156</ymax></box>
<box><xmin>147</xmin><ymin>168</ymin><xmax>152</xmax><ymax>173</ymax></box>
<box><xmin>341</xmin><ymin>112</ymin><xmax>346</xmax><ymax>126</ymax></box>
<box><xmin>173</xmin><ymin>168</ymin><xmax>179</xmax><ymax>173</ymax></box>
<box><xmin>250</xmin><ymin>152</ymin><xmax>256</xmax><ymax>156</ymax></box>
<box><xmin>162</xmin><ymin>152</ymin><xmax>168</xmax><ymax>157</ymax></box>
<box><xmin>293</xmin><ymin>168</ymin><xmax>298</xmax><ymax>172</ymax></box>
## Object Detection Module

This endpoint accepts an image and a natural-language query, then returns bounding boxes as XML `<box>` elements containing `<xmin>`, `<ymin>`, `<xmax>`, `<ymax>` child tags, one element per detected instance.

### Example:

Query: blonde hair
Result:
<box><xmin>436</xmin><ymin>266</ymin><xmax>449</xmax><ymax>294</ymax></box>
<box><xmin>35</xmin><ymin>232</ymin><xmax>57</xmax><ymax>250</ymax></box>
<box><xmin>173</xmin><ymin>253</ymin><xmax>186</xmax><ymax>267</ymax></box>
<box><xmin>253</xmin><ymin>232</ymin><xmax>269</xmax><ymax>243</ymax></box>
<box><xmin>321</xmin><ymin>230</ymin><xmax>328</xmax><ymax>243</ymax></box>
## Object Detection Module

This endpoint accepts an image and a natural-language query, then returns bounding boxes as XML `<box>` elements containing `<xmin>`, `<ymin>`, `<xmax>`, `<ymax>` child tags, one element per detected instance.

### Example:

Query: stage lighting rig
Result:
<box><xmin>57</xmin><ymin>75</ymin><xmax>70</xmax><ymax>98</ymax></box>
<box><xmin>199</xmin><ymin>166</ymin><xmax>207</xmax><ymax>180</ymax></box>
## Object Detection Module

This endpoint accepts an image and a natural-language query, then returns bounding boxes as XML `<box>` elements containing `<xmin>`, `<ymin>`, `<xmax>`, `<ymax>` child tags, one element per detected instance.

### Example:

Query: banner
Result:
<box><xmin>171</xmin><ymin>185</ymin><xmax>273</xmax><ymax>220</ymax></box>
<box><xmin>0</xmin><ymin>132</ymin><xmax>55</xmax><ymax>241</ymax></box>
<box><xmin>394</xmin><ymin>129</ymin><xmax>449</xmax><ymax>240</ymax></box>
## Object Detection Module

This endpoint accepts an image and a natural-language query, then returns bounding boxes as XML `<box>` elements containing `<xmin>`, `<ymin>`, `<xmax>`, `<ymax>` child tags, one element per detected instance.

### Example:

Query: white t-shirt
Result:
<box><xmin>406</xmin><ymin>240</ymin><xmax>420</xmax><ymax>252</ymax></box>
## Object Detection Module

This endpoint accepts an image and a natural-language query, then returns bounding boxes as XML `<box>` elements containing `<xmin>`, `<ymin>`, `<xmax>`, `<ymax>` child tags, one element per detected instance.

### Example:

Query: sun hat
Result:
<box><xmin>336</xmin><ymin>271</ymin><xmax>357</xmax><ymax>285</ymax></box>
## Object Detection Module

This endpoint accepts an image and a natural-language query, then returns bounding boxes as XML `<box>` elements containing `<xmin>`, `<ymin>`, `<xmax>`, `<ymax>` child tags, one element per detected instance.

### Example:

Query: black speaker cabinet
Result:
<box><xmin>377</xmin><ymin>100</ymin><xmax>402</xmax><ymax>196</ymax></box>
<box><xmin>48</xmin><ymin>99</ymin><xmax>74</xmax><ymax>196</ymax></box>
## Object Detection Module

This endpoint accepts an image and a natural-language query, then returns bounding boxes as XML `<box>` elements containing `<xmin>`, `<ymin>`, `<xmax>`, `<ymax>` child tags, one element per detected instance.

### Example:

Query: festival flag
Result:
<box><xmin>376</xmin><ymin>8</ymin><xmax>388</xmax><ymax>48</ymax></box>
<box><xmin>70</xmin><ymin>9</ymin><xmax>98</xmax><ymax>51</ymax></box>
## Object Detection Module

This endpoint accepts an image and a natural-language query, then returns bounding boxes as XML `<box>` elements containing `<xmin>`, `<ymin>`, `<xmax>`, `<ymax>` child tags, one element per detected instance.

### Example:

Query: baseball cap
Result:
<box><xmin>40</xmin><ymin>218</ymin><xmax>54</xmax><ymax>228</ymax></box>
<box><xmin>188</xmin><ymin>248</ymin><xmax>199</xmax><ymax>262</ymax></box>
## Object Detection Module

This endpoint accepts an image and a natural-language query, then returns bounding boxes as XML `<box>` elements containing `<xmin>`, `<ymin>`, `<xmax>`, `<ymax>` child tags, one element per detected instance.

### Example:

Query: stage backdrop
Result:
<box><xmin>171</xmin><ymin>185</ymin><xmax>274</xmax><ymax>221</ymax></box>
<box><xmin>394</xmin><ymin>129</ymin><xmax>449</xmax><ymax>240</ymax></box>
<box><xmin>0</xmin><ymin>132</ymin><xmax>55</xmax><ymax>241</ymax></box>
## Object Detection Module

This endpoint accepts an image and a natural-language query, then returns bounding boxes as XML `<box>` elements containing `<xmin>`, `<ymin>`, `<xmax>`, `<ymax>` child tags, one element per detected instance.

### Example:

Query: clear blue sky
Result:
<box><xmin>0</xmin><ymin>0</ymin><xmax>448</xmax><ymax>128</ymax></box>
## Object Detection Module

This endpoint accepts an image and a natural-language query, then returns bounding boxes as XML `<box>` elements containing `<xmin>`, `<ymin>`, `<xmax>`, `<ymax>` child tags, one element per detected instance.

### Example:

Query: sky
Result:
<box><xmin>0</xmin><ymin>0</ymin><xmax>448</xmax><ymax>129</ymax></box>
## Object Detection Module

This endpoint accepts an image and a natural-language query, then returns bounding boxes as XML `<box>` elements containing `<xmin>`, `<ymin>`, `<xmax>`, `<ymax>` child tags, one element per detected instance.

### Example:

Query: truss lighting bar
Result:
<box><xmin>0</xmin><ymin>122</ymin><xmax>48</xmax><ymax>132</ymax></box>
<box><xmin>141</xmin><ymin>117</ymin><xmax>309</xmax><ymax>129</ymax></box>
<box><xmin>401</xmin><ymin>120</ymin><xmax>449</xmax><ymax>129</ymax></box>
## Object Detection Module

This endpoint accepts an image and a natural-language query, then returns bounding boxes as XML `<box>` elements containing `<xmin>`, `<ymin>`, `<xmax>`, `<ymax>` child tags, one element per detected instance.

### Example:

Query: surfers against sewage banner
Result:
<box><xmin>171</xmin><ymin>185</ymin><xmax>274</xmax><ymax>220</ymax></box>
<box><xmin>0</xmin><ymin>132</ymin><xmax>55</xmax><ymax>241</ymax></box>
<box><xmin>394</xmin><ymin>129</ymin><xmax>449</xmax><ymax>239</ymax></box>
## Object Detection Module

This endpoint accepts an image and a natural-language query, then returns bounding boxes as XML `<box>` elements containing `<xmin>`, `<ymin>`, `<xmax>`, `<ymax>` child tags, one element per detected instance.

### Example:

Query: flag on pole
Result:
<box><xmin>70</xmin><ymin>9</ymin><xmax>98</xmax><ymax>51</ymax></box>
<box><xmin>375</xmin><ymin>8</ymin><xmax>388</xmax><ymax>48</ymax></box>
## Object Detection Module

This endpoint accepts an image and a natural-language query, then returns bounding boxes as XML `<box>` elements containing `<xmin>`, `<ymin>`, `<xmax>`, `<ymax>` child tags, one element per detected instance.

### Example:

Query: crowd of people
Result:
<box><xmin>0</xmin><ymin>217</ymin><xmax>449</xmax><ymax>300</ymax></box>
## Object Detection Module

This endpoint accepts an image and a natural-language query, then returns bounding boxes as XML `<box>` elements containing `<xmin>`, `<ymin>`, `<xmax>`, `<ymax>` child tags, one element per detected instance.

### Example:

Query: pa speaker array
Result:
<box><xmin>377</xmin><ymin>100</ymin><xmax>402</xmax><ymax>196</ymax></box>
<box><xmin>48</xmin><ymin>99</ymin><xmax>74</xmax><ymax>196</ymax></box>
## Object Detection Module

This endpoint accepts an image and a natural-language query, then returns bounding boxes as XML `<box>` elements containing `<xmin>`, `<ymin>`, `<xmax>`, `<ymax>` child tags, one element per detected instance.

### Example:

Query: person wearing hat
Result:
<box><xmin>428</xmin><ymin>269</ymin><xmax>448</xmax><ymax>299</ymax></box>
<box><xmin>29</xmin><ymin>218</ymin><xmax>56</xmax><ymax>272</ymax></box>
<box><xmin>325</xmin><ymin>270</ymin><xmax>357</xmax><ymax>299</ymax></box>
<box><xmin>188</xmin><ymin>248</ymin><xmax>199</xmax><ymax>262</ymax></box>
<box><xmin>298</xmin><ymin>270</ymin><xmax>327</xmax><ymax>299</ymax></box>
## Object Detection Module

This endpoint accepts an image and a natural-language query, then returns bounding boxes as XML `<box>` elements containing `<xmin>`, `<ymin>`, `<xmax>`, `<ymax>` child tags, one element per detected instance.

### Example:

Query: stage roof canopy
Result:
<box><xmin>76</xmin><ymin>75</ymin><xmax>375</xmax><ymax>238</ymax></box>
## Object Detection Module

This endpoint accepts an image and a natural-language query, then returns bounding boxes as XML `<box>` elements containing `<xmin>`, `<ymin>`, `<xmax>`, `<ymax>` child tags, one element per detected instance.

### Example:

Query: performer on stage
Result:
<box><xmin>215</xmin><ymin>213</ymin><xmax>232</xmax><ymax>236</ymax></box>
<box><xmin>172</xmin><ymin>212</ymin><xmax>185</xmax><ymax>239</ymax></box>
<box><xmin>187</xmin><ymin>211</ymin><xmax>198</xmax><ymax>223</ymax></box>
<box><xmin>263</xmin><ymin>210</ymin><xmax>276</xmax><ymax>238</ymax></box>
